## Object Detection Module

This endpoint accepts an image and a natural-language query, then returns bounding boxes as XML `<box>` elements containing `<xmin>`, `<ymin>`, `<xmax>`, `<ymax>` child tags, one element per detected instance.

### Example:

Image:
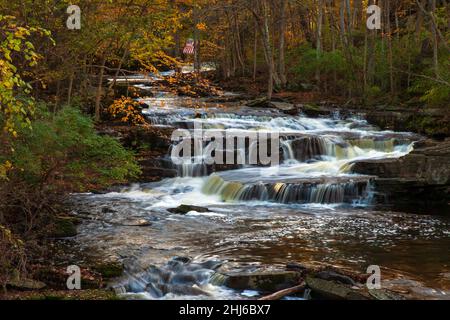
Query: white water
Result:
<box><xmin>73</xmin><ymin>92</ymin><xmax>450</xmax><ymax>300</ymax></box>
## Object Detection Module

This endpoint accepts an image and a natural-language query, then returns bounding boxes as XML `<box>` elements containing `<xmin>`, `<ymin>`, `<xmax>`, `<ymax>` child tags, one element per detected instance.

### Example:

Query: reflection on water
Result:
<box><xmin>73</xmin><ymin>179</ymin><xmax>450</xmax><ymax>299</ymax></box>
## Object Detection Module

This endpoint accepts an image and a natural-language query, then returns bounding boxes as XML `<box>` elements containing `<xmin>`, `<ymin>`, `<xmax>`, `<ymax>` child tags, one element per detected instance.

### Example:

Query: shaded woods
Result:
<box><xmin>0</xmin><ymin>0</ymin><xmax>449</xmax><ymax>294</ymax></box>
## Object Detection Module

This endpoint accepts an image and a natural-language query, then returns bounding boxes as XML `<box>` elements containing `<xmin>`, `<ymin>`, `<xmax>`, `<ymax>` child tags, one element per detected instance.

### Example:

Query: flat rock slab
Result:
<box><xmin>7</xmin><ymin>278</ymin><xmax>47</xmax><ymax>291</ymax></box>
<box><xmin>305</xmin><ymin>276</ymin><xmax>370</xmax><ymax>300</ymax></box>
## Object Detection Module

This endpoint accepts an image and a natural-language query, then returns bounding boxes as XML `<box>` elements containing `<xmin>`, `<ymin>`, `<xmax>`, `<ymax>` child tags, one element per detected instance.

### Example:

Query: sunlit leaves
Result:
<box><xmin>107</xmin><ymin>96</ymin><xmax>146</xmax><ymax>125</ymax></box>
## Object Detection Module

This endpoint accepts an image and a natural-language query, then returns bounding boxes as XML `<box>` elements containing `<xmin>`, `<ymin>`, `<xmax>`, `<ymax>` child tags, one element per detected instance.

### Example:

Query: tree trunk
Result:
<box><xmin>253</xmin><ymin>21</ymin><xmax>258</xmax><ymax>82</ymax></box>
<box><xmin>387</xmin><ymin>0</ymin><xmax>395</xmax><ymax>97</ymax></box>
<box><xmin>67</xmin><ymin>71</ymin><xmax>74</xmax><ymax>105</ymax></box>
<box><xmin>316</xmin><ymin>0</ymin><xmax>324</xmax><ymax>86</ymax></box>
<box><xmin>430</xmin><ymin>0</ymin><xmax>439</xmax><ymax>77</ymax></box>
<box><xmin>278</xmin><ymin>0</ymin><xmax>288</xmax><ymax>88</ymax></box>
<box><xmin>95</xmin><ymin>57</ymin><xmax>107</xmax><ymax>122</ymax></box>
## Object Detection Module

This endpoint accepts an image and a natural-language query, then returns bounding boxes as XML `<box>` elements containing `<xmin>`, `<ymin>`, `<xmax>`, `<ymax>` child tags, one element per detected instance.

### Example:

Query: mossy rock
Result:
<box><xmin>93</xmin><ymin>262</ymin><xmax>124</xmax><ymax>279</ymax></box>
<box><xmin>49</xmin><ymin>216</ymin><xmax>79</xmax><ymax>238</ymax></box>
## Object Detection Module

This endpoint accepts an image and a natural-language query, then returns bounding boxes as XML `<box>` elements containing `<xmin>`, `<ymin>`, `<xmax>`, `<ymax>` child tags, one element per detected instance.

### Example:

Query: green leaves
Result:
<box><xmin>5</xmin><ymin>106</ymin><xmax>140</xmax><ymax>190</ymax></box>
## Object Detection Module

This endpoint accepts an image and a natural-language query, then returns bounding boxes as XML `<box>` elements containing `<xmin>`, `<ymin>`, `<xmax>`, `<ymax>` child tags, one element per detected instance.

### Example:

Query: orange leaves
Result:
<box><xmin>196</xmin><ymin>22</ymin><xmax>207</xmax><ymax>31</ymax></box>
<box><xmin>107</xmin><ymin>97</ymin><xmax>146</xmax><ymax>126</ymax></box>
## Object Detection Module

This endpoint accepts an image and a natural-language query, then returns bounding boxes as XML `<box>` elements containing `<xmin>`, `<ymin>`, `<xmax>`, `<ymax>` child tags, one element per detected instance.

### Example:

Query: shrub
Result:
<box><xmin>0</xmin><ymin>104</ymin><xmax>140</xmax><ymax>249</ymax></box>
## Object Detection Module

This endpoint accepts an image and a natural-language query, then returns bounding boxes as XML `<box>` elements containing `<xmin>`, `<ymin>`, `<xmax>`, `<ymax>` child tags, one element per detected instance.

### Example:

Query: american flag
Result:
<box><xmin>183</xmin><ymin>39</ymin><xmax>195</xmax><ymax>55</ymax></box>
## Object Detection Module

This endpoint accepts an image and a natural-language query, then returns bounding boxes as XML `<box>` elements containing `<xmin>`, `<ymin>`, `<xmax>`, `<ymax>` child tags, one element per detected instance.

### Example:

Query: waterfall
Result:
<box><xmin>202</xmin><ymin>175</ymin><xmax>372</xmax><ymax>205</ymax></box>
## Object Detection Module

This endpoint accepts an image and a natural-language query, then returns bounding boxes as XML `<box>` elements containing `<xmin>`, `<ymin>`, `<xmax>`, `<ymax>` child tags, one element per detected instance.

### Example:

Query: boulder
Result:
<box><xmin>7</xmin><ymin>278</ymin><xmax>47</xmax><ymax>291</ymax></box>
<box><xmin>168</xmin><ymin>205</ymin><xmax>211</xmax><ymax>215</ymax></box>
<box><xmin>299</xmin><ymin>104</ymin><xmax>332</xmax><ymax>117</ymax></box>
<box><xmin>49</xmin><ymin>216</ymin><xmax>79</xmax><ymax>238</ymax></box>
<box><xmin>222</xmin><ymin>271</ymin><xmax>302</xmax><ymax>292</ymax></box>
<box><xmin>246</xmin><ymin>97</ymin><xmax>270</xmax><ymax>108</ymax></box>
<box><xmin>267</xmin><ymin>102</ymin><xmax>298</xmax><ymax>115</ymax></box>
<box><xmin>305</xmin><ymin>276</ymin><xmax>370</xmax><ymax>300</ymax></box>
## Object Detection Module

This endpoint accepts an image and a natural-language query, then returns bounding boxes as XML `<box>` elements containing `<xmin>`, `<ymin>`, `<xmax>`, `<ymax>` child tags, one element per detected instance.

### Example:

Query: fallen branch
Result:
<box><xmin>258</xmin><ymin>282</ymin><xmax>306</xmax><ymax>301</ymax></box>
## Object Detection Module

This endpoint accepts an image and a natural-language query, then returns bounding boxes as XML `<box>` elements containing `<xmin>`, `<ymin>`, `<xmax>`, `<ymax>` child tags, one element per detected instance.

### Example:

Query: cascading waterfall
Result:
<box><xmin>140</xmin><ymin>93</ymin><xmax>416</xmax><ymax>207</ymax></box>
<box><xmin>202</xmin><ymin>175</ymin><xmax>372</xmax><ymax>205</ymax></box>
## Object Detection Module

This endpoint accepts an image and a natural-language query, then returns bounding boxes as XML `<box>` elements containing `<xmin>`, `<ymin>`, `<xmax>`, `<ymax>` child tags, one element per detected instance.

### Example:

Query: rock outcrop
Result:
<box><xmin>352</xmin><ymin>139</ymin><xmax>450</xmax><ymax>214</ymax></box>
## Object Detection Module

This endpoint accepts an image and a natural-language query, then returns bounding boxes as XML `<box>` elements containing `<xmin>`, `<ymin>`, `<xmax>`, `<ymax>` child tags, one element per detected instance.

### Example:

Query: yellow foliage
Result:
<box><xmin>107</xmin><ymin>97</ymin><xmax>146</xmax><ymax>125</ymax></box>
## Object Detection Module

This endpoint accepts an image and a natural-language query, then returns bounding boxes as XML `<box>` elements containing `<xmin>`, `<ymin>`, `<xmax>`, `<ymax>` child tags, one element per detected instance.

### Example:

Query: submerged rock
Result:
<box><xmin>222</xmin><ymin>271</ymin><xmax>302</xmax><ymax>292</ymax></box>
<box><xmin>168</xmin><ymin>205</ymin><xmax>211</xmax><ymax>215</ymax></box>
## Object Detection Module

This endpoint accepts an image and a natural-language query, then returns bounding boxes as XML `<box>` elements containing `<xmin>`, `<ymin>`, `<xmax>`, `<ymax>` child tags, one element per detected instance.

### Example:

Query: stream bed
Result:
<box><xmin>72</xmin><ymin>90</ymin><xmax>450</xmax><ymax>300</ymax></box>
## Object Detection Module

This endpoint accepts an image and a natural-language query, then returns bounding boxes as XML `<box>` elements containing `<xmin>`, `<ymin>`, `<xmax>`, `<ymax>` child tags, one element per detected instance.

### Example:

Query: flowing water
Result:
<box><xmin>73</xmin><ymin>90</ymin><xmax>450</xmax><ymax>300</ymax></box>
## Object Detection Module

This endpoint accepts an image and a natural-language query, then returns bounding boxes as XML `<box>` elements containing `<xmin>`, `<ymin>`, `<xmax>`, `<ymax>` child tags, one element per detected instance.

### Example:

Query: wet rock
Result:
<box><xmin>7</xmin><ymin>278</ymin><xmax>47</xmax><ymax>291</ymax></box>
<box><xmin>369</xmin><ymin>289</ymin><xmax>406</xmax><ymax>300</ymax></box>
<box><xmin>352</xmin><ymin>138</ymin><xmax>450</xmax><ymax>214</ymax></box>
<box><xmin>267</xmin><ymin>102</ymin><xmax>298</xmax><ymax>115</ymax></box>
<box><xmin>195</xmin><ymin>260</ymin><xmax>224</xmax><ymax>271</ymax></box>
<box><xmin>299</xmin><ymin>104</ymin><xmax>332</xmax><ymax>117</ymax></box>
<box><xmin>101</xmin><ymin>207</ymin><xmax>116</xmax><ymax>214</ymax></box>
<box><xmin>222</xmin><ymin>271</ymin><xmax>302</xmax><ymax>292</ymax></box>
<box><xmin>246</xmin><ymin>97</ymin><xmax>270</xmax><ymax>108</ymax></box>
<box><xmin>168</xmin><ymin>205</ymin><xmax>211</xmax><ymax>215</ymax></box>
<box><xmin>285</xmin><ymin>262</ymin><xmax>308</xmax><ymax>273</ymax></box>
<box><xmin>126</xmin><ymin>219</ymin><xmax>152</xmax><ymax>227</ymax></box>
<box><xmin>315</xmin><ymin>271</ymin><xmax>357</xmax><ymax>286</ymax></box>
<box><xmin>305</xmin><ymin>276</ymin><xmax>370</xmax><ymax>300</ymax></box>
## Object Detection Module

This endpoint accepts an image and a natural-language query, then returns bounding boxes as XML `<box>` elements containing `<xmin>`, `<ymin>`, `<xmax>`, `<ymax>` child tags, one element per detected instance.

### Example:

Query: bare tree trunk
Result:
<box><xmin>430</xmin><ymin>0</ymin><xmax>439</xmax><ymax>77</ymax></box>
<box><xmin>316</xmin><ymin>0</ymin><xmax>324</xmax><ymax>86</ymax></box>
<box><xmin>415</xmin><ymin>0</ymin><xmax>426</xmax><ymax>41</ymax></box>
<box><xmin>95</xmin><ymin>57</ymin><xmax>106</xmax><ymax>122</ymax></box>
<box><xmin>108</xmin><ymin>45</ymin><xmax>129</xmax><ymax>92</ymax></box>
<box><xmin>193</xmin><ymin>6</ymin><xmax>201</xmax><ymax>75</ymax></box>
<box><xmin>262</xmin><ymin>0</ymin><xmax>274</xmax><ymax>99</ymax></box>
<box><xmin>278</xmin><ymin>0</ymin><xmax>288</xmax><ymax>88</ymax></box>
<box><xmin>387</xmin><ymin>0</ymin><xmax>395</xmax><ymax>97</ymax></box>
<box><xmin>253</xmin><ymin>21</ymin><xmax>258</xmax><ymax>82</ymax></box>
<box><xmin>251</xmin><ymin>0</ymin><xmax>277</xmax><ymax>99</ymax></box>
